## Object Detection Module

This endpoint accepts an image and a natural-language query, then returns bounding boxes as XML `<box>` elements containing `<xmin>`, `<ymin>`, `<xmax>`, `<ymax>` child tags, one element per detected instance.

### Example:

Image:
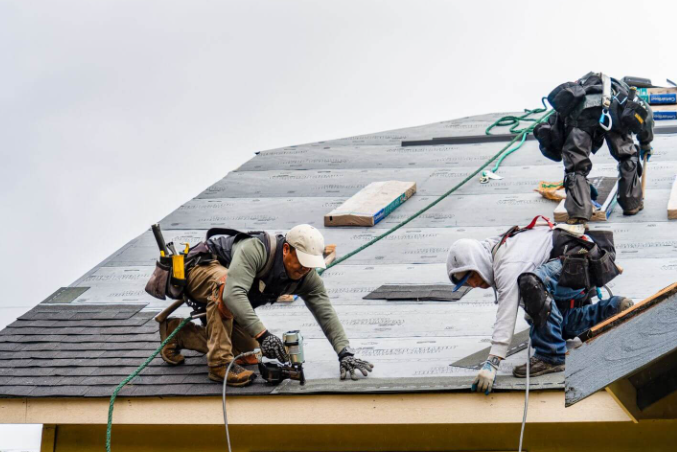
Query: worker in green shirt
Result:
<box><xmin>160</xmin><ymin>224</ymin><xmax>373</xmax><ymax>387</ymax></box>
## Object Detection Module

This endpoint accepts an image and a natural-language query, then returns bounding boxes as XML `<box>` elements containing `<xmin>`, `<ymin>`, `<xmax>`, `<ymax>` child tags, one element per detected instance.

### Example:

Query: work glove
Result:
<box><xmin>338</xmin><ymin>347</ymin><xmax>374</xmax><ymax>380</ymax></box>
<box><xmin>257</xmin><ymin>330</ymin><xmax>289</xmax><ymax>363</ymax></box>
<box><xmin>471</xmin><ymin>356</ymin><xmax>500</xmax><ymax>395</ymax></box>
<box><xmin>639</xmin><ymin>143</ymin><xmax>653</xmax><ymax>162</ymax></box>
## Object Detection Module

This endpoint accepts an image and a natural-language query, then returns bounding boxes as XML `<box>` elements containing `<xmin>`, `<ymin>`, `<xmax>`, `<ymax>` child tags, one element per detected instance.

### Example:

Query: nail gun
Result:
<box><xmin>256</xmin><ymin>330</ymin><xmax>306</xmax><ymax>385</ymax></box>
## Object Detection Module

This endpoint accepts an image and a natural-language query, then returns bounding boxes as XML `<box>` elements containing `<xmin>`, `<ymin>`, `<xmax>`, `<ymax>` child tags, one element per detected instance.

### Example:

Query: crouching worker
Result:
<box><xmin>160</xmin><ymin>224</ymin><xmax>373</xmax><ymax>387</ymax></box>
<box><xmin>446</xmin><ymin>217</ymin><xmax>633</xmax><ymax>394</ymax></box>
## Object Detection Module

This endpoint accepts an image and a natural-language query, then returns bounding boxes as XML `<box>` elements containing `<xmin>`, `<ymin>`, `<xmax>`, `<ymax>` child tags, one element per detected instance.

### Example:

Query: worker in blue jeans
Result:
<box><xmin>512</xmin><ymin>259</ymin><xmax>633</xmax><ymax>377</ymax></box>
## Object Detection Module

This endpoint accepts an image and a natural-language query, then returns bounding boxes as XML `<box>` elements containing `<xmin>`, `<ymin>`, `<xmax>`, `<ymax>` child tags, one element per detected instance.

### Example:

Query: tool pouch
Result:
<box><xmin>145</xmin><ymin>257</ymin><xmax>187</xmax><ymax>300</ymax></box>
<box><xmin>589</xmin><ymin>249</ymin><xmax>620</xmax><ymax>288</ymax></box>
<box><xmin>145</xmin><ymin>259</ymin><xmax>172</xmax><ymax>300</ymax></box>
<box><xmin>558</xmin><ymin>255</ymin><xmax>590</xmax><ymax>289</ymax></box>
<box><xmin>548</xmin><ymin>82</ymin><xmax>586</xmax><ymax>117</ymax></box>
<box><xmin>620</xmin><ymin>100</ymin><xmax>649</xmax><ymax>134</ymax></box>
<box><xmin>533</xmin><ymin>111</ymin><xmax>565</xmax><ymax>162</ymax></box>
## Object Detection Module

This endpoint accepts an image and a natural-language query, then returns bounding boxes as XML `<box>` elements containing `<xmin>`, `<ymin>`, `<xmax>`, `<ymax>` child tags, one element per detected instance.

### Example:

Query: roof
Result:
<box><xmin>565</xmin><ymin>283</ymin><xmax>677</xmax><ymax>411</ymax></box>
<box><xmin>2</xmin><ymin>111</ymin><xmax>677</xmax><ymax>398</ymax></box>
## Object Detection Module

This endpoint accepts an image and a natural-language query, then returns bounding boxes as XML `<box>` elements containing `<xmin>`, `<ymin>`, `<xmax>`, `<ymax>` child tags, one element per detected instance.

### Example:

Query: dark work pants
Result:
<box><xmin>562</xmin><ymin>127</ymin><xmax>642</xmax><ymax>220</ymax></box>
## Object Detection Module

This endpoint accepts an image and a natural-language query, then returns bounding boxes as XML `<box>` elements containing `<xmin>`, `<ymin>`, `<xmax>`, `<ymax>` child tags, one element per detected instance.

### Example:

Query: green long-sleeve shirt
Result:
<box><xmin>222</xmin><ymin>237</ymin><xmax>350</xmax><ymax>354</ymax></box>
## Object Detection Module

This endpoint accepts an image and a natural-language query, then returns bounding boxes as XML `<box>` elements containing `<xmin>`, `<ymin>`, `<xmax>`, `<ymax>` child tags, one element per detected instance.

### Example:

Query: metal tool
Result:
<box><xmin>256</xmin><ymin>330</ymin><xmax>306</xmax><ymax>385</ymax></box>
<box><xmin>167</xmin><ymin>242</ymin><xmax>179</xmax><ymax>256</ymax></box>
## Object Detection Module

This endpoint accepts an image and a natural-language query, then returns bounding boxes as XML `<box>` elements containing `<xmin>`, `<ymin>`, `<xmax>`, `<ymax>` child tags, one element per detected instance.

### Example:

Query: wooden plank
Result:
<box><xmin>669</xmin><ymin>174</ymin><xmax>677</xmax><ymax>220</ymax></box>
<box><xmin>565</xmin><ymin>291</ymin><xmax>677</xmax><ymax>406</ymax></box>
<box><xmin>605</xmin><ymin>379</ymin><xmax>640</xmax><ymax>423</ymax></box>
<box><xmin>324</xmin><ymin>181</ymin><xmax>416</xmax><ymax>227</ymax></box>
<box><xmin>582</xmin><ymin>282</ymin><xmax>677</xmax><ymax>341</ymax></box>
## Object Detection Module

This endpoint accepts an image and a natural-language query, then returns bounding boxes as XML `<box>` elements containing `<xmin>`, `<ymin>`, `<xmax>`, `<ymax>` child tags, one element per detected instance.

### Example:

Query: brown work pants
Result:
<box><xmin>186</xmin><ymin>261</ymin><xmax>258</xmax><ymax>368</ymax></box>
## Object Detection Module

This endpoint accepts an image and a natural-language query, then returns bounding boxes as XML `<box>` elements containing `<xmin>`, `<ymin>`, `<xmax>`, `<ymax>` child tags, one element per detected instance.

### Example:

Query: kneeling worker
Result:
<box><xmin>446</xmin><ymin>220</ymin><xmax>632</xmax><ymax>394</ymax></box>
<box><xmin>161</xmin><ymin>224</ymin><xmax>373</xmax><ymax>386</ymax></box>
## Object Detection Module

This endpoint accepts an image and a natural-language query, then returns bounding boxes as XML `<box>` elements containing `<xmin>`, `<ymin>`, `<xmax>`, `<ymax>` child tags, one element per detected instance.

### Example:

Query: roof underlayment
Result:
<box><xmin>1</xmin><ymin>111</ymin><xmax>676</xmax><ymax>398</ymax></box>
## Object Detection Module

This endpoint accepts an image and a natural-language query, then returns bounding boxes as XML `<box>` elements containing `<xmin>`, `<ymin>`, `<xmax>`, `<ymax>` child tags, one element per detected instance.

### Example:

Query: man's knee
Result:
<box><xmin>518</xmin><ymin>273</ymin><xmax>552</xmax><ymax>329</ymax></box>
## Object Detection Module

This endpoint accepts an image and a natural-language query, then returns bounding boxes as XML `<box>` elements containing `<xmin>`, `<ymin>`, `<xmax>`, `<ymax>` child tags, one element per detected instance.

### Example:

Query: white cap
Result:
<box><xmin>286</xmin><ymin>224</ymin><xmax>326</xmax><ymax>269</ymax></box>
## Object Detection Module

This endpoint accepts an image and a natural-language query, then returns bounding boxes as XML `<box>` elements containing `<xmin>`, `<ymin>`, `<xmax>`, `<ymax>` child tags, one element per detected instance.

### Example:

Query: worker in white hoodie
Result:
<box><xmin>446</xmin><ymin>221</ymin><xmax>632</xmax><ymax>394</ymax></box>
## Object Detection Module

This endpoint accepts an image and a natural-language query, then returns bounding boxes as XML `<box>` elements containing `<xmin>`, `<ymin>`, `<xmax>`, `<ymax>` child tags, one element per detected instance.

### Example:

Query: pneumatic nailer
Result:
<box><xmin>256</xmin><ymin>330</ymin><xmax>306</xmax><ymax>385</ymax></box>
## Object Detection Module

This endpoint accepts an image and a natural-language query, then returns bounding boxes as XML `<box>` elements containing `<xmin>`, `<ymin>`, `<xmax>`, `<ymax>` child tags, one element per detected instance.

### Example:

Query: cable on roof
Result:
<box><xmin>105</xmin><ymin>317</ymin><xmax>192</xmax><ymax>452</ymax></box>
<box><xmin>105</xmin><ymin>105</ymin><xmax>556</xmax><ymax>451</ymax></box>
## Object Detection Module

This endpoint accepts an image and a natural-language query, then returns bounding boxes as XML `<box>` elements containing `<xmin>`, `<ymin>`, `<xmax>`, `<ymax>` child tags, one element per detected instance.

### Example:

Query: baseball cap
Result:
<box><xmin>451</xmin><ymin>271</ymin><xmax>471</xmax><ymax>292</ymax></box>
<box><xmin>286</xmin><ymin>224</ymin><xmax>326</xmax><ymax>269</ymax></box>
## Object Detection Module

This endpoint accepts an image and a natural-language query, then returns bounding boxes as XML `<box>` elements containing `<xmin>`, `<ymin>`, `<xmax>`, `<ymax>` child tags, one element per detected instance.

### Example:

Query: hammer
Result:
<box><xmin>154</xmin><ymin>299</ymin><xmax>206</xmax><ymax>324</ymax></box>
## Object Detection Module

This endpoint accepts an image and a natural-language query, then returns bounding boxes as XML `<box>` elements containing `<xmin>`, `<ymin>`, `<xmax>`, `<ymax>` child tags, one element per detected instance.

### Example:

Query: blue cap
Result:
<box><xmin>452</xmin><ymin>272</ymin><xmax>471</xmax><ymax>292</ymax></box>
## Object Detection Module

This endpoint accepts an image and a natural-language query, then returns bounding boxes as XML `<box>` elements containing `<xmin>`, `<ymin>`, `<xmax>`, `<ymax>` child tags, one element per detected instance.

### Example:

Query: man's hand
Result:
<box><xmin>256</xmin><ymin>330</ymin><xmax>289</xmax><ymax>363</ymax></box>
<box><xmin>471</xmin><ymin>355</ymin><xmax>501</xmax><ymax>395</ymax></box>
<box><xmin>640</xmin><ymin>143</ymin><xmax>653</xmax><ymax>162</ymax></box>
<box><xmin>339</xmin><ymin>347</ymin><xmax>374</xmax><ymax>380</ymax></box>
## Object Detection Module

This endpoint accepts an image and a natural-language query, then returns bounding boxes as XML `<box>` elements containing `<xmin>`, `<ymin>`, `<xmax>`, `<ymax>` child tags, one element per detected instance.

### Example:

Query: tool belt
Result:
<box><xmin>553</xmin><ymin>229</ymin><xmax>620</xmax><ymax>290</ymax></box>
<box><xmin>145</xmin><ymin>228</ymin><xmax>277</xmax><ymax>302</ymax></box>
<box><xmin>145</xmin><ymin>256</ymin><xmax>189</xmax><ymax>301</ymax></box>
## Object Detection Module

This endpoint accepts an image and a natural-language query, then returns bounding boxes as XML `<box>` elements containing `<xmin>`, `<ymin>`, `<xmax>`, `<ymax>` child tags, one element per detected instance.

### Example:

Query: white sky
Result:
<box><xmin>1</xmin><ymin>0</ymin><xmax>677</xmax><ymax>448</ymax></box>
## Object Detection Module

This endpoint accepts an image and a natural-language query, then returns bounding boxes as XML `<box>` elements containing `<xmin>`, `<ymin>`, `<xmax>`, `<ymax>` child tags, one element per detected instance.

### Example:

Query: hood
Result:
<box><xmin>446</xmin><ymin>237</ymin><xmax>499</xmax><ymax>288</ymax></box>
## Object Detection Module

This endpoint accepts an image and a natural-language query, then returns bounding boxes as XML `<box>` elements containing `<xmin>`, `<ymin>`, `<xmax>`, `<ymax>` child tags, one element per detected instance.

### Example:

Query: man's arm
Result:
<box><xmin>296</xmin><ymin>271</ymin><xmax>350</xmax><ymax>354</ymax></box>
<box><xmin>490</xmin><ymin>262</ymin><xmax>532</xmax><ymax>358</ymax></box>
<box><xmin>472</xmin><ymin>262</ymin><xmax>527</xmax><ymax>394</ymax></box>
<box><xmin>222</xmin><ymin>238</ymin><xmax>267</xmax><ymax>337</ymax></box>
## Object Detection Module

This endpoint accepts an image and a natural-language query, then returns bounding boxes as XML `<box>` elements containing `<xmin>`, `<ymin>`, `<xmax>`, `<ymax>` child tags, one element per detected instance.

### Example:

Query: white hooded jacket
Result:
<box><xmin>446</xmin><ymin>226</ymin><xmax>554</xmax><ymax>358</ymax></box>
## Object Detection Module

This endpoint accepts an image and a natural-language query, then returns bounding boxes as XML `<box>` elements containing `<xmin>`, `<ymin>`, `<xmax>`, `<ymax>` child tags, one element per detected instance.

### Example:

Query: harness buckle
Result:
<box><xmin>599</xmin><ymin>108</ymin><xmax>612</xmax><ymax>131</ymax></box>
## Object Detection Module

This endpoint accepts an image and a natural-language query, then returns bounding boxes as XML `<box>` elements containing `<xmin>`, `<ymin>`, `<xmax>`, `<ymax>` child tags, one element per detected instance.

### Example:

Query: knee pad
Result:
<box><xmin>618</xmin><ymin>156</ymin><xmax>640</xmax><ymax>176</ymax></box>
<box><xmin>518</xmin><ymin>273</ymin><xmax>552</xmax><ymax>329</ymax></box>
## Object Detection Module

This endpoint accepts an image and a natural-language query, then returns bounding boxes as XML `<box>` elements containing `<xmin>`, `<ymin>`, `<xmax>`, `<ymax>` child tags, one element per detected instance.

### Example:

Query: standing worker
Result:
<box><xmin>446</xmin><ymin>219</ymin><xmax>633</xmax><ymax>394</ymax></box>
<box><xmin>159</xmin><ymin>224</ymin><xmax>373</xmax><ymax>387</ymax></box>
<box><xmin>534</xmin><ymin>72</ymin><xmax>654</xmax><ymax>224</ymax></box>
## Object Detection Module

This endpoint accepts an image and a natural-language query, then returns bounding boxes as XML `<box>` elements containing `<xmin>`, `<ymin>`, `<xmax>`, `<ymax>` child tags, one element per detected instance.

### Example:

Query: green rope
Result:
<box><xmin>481</xmin><ymin>98</ymin><xmax>549</xmax><ymax>178</ymax></box>
<box><xmin>319</xmin><ymin>108</ymin><xmax>555</xmax><ymax>276</ymax></box>
<box><xmin>106</xmin><ymin>316</ymin><xmax>192</xmax><ymax>452</ymax></box>
<box><xmin>485</xmin><ymin>97</ymin><xmax>549</xmax><ymax>136</ymax></box>
<box><xmin>106</xmin><ymin>104</ymin><xmax>555</xmax><ymax>451</ymax></box>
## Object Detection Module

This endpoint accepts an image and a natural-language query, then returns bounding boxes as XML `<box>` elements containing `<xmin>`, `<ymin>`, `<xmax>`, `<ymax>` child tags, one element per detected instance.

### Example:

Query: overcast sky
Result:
<box><xmin>2</xmin><ymin>0</ymin><xmax>677</xmax><ymax>448</ymax></box>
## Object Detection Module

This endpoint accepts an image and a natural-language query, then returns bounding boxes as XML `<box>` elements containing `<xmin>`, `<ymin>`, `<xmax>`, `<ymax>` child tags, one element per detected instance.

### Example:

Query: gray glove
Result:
<box><xmin>471</xmin><ymin>356</ymin><xmax>500</xmax><ymax>395</ymax></box>
<box><xmin>339</xmin><ymin>347</ymin><xmax>374</xmax><ymax>380</ymax></box>
<box><xmin>257</xmin><ymin>330</ymin><xmax>289</xmax><ymax>363</ymax></box>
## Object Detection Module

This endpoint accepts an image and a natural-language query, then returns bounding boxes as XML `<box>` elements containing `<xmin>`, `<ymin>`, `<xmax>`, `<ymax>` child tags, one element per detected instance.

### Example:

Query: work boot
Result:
<box><xmin>208</xmin><ymin>362</ymin><xmax>256</xmax><ymax>387</ymax></box>
<box><xmin>160</xmin><ymin>318</ymin><xmax>209</xmax><ymax>366</ymax></box>
<box><xmin>618</xmin><ymin>297</ymin><xmax>634</xmax><ymax>313</ymax></box>
<box><xmin>160</xmin><ymin>318</ymin><xmax>186</xmax><ymax>365</ymax></box>
<box><xmin>235</xmin><ymin>354</ymin><xmax>259</xmax><ymax>366</ymax></box>
<box><xmin>512</xmin><ymin>357</ymin><xmax>565</xmax><ymax>378</ymax></box>
<box><xmin>623</xmin><ymin>201</ymin><xmax>644</xmax><ymax>216</ymax></box>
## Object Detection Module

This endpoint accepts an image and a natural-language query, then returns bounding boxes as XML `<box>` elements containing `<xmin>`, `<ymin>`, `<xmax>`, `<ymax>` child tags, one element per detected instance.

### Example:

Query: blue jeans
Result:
<box><xmin>529</xmin><ymin>260</ymin><xmax>622</xmax><ymax>365</ymax></box>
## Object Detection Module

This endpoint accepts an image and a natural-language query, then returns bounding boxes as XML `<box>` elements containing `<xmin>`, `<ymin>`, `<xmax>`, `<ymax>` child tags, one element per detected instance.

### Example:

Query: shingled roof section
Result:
<box><xmin>1</xmin><ymin>112</ymin><xmax>676</xmax><ymax>398</ymax></box>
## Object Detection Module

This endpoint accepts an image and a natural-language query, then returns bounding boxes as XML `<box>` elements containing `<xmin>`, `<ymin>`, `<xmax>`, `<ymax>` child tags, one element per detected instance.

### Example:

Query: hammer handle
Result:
<box><xmin>154</xmin><ymin>299</ymin><xmax>186</xmax><ymax>324</ymax></box>
<box><xmin>151</xmin><ymin>224</ymin><xmax>170</xmax><ymax>256</ymax></box>
<box><xmin>642</xmin><ymin>153</ymin><xmax>649</xmax><ymax>199</ymax></box>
